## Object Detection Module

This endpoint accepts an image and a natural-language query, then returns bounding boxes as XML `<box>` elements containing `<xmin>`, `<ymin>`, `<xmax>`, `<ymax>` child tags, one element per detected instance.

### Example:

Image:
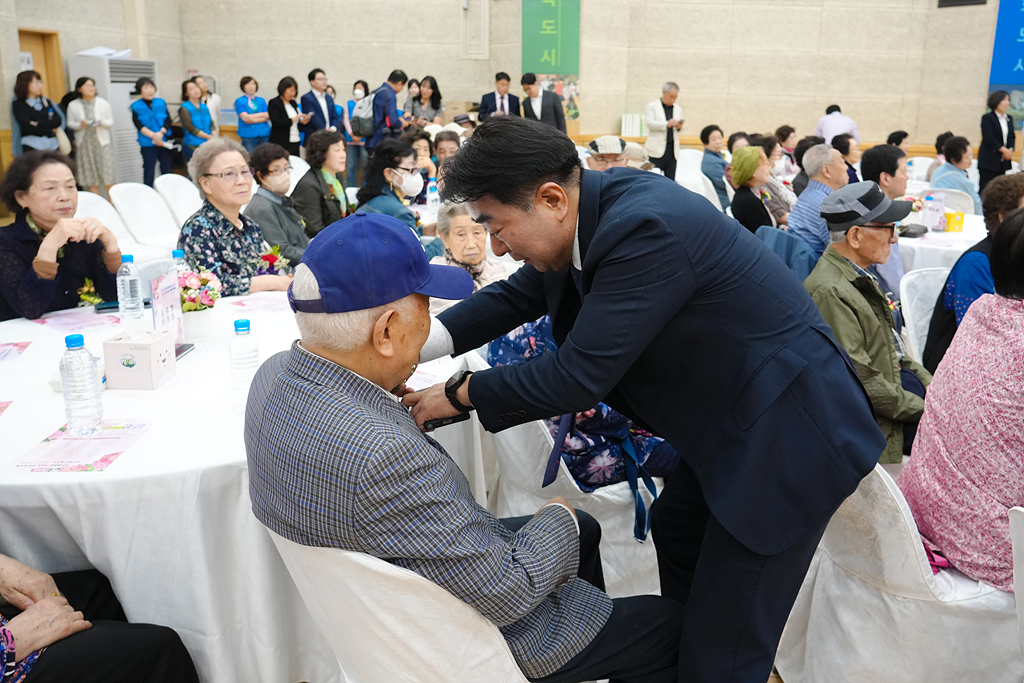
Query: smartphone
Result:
<box><xmin>423</xmin><ymin>412</ymin><xmax>471</xmax><ymax>431</ymax></box>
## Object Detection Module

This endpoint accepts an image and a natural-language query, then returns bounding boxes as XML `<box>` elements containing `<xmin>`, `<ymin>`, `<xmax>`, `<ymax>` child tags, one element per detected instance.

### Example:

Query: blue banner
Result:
<box><xmin>989</xmin><ymin>0</ymin><xmax>1024</xmax><ymax>129</ymax></box>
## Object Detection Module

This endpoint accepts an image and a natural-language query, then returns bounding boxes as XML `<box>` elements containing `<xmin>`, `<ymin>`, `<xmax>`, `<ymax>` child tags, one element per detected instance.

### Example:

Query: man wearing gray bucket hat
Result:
<box><xmin>804</xmin><ymin>181</ymin><xmax>933</xmax><ymax>464</ymax></box>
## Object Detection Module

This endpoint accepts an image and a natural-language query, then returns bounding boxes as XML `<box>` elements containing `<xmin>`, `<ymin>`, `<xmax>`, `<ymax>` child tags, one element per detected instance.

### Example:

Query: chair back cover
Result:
<box><xmin>755</xmin><ymin>225</ymin><xmax>817</xmax><ymax>283</ymax></box>
<box><xmin>1008</xmin><ymin>507</ymin><xmax>1024</xmax><ymax>654</ymax></box>
<box><xmin>268</xmin><ymin>529</ymin><xmax>529</xmax><ymax>683</ymax></box>
<box><xmin>109</xmin><ymin>183</ymin><xmax>181</xmax><ymax>250</ymax></box>
<box><xmin>926</xmin><ymin>187</ymin><xmax>977</xmax><ymax>214</ymax></box>
<box><xmin>154</xmin><ymin>174</ymin><xmax>203</xmax><ymax>228</ymax></box>
<box><xmin>899</xmin><ymin>267</ymin><xmax>950</xmax><ymax>361</ymax></box>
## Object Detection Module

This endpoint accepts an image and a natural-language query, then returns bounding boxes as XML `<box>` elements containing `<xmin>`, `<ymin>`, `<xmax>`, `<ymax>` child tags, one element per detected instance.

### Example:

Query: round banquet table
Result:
<box><xmin>898</xmin><ymin>213</ymin><xmax>987</xmax><ymax>274</ymax></box>
<box><xmin>0</xmin><ymin>292</ymin><xmax>489</xmax><ymax>683</ymax></box>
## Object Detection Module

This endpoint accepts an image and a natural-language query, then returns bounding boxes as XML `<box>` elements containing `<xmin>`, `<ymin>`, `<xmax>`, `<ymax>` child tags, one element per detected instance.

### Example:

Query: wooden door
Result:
<box><xmin>18</xmin><ymin>29</ymin><xmax>65</xmax><ymax>101</ymax></box>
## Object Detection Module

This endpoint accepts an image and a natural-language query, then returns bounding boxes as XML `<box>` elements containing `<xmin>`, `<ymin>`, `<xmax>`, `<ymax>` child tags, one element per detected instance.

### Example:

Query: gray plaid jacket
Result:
<box><xmin>245</xmin><ymin>343</ymin><xmax>613</xmax><ymax>678</ymax></box>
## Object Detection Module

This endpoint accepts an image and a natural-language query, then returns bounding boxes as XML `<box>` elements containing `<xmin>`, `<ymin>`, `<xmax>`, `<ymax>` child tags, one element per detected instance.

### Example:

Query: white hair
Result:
<box><xmin>802</xmin><ymin>143</ymin><xmax>835</xmax><ymax>179</ymax></box>
<box><xmin>436</xmin><ymin>201</ymin><xmax>471</xmax><ymax>239</ymax></box>
<box><xmin>187</xmin><ymin>137</ymin><xmax>249</xmax><ymax>200</ymax></box>
<box><xmin>662</xmin><ymin>82</ymin><xmax>679</xmax><ymax>93</ymax></box>
<box><xmin>830</xmin><ymin>229</ymin><xmax>849</xmax><ymax>244</ymax></box>
<box><xmin>292</xmin><ymin>264</ymin><xmax>417</xmax><ymax>352</ymax></box>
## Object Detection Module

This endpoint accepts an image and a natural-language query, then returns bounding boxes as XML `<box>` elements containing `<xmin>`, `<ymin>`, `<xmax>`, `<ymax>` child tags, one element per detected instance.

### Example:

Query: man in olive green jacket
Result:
<box><xmin>804</xmin><ymin>182</ymin><xmax>932</xmax><ymax>464</ymax></box>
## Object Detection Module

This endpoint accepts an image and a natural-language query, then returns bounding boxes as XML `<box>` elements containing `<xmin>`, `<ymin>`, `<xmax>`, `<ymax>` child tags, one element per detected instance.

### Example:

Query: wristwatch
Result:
<box><xmin>444</xmin><ymin>370</ymin><xmax>474</xmax><ymax>413</ymax></box>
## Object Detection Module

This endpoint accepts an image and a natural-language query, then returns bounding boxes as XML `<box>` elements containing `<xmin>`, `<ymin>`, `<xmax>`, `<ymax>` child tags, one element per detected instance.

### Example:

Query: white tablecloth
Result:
<box><xmin>0</xmin><ymin>293</ymin><xmax>488</xmax><ymax>683</ymax></box>
<box><xmin>898</xmin><ymin>213</ymin><xmax>986</xmax><ymax>273</ymax></box>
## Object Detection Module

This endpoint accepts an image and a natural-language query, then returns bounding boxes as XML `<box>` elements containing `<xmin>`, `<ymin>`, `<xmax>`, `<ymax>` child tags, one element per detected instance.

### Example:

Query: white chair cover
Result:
<box><xmin>153</xmin><ymin>173</ymin><xmax>203</xmax><ymax>228</ymax></box>
<box><xmin>701</xmin><ymin>175</ymin><xmax>723</xmax><ymax>212</ymax></box>
<box><xmin>288</xmin><ymin>155</ymin><xmax>310</xmax><ymax>197</ymax></box>
<box><xmin>926</xmin><ymin>187</ymin><xmax>977</xmax><ymax>214</ymax></box>
<box><xmin>1008</xmin><ymin>507</ymin><xmax>1024</xmax><ymax>654</ymax></box>
<box><xmin>899</xmin><ymin>267</ymin><xmax>950</xmax><ymax>361</ymax></box>
<box><xmin>345</xmin><ymin>187</ymin><xmax>359</xmax><ymax>207</ymax></box>
<box><xmin>576</xmin><ymin>145</ymin><xmax>589</xmax><ymax>165</ymax></box>
<box><xmin>75</xmin><ymin>192</ymin><xmax>167</xmax><ymax>264</ymax></box>
<box><xmin>137</xmin><ymin>258</ymin><xmax>175</xmax><ymax>294</ymax></box>
<box><xmin>675</xmin><ymin>148</ymin><xmax>704</xmax><ymax>179</ymax></box>
<box><xmin>108</xmin><ymin>183</ymin><xmax>181</xmax><ymax>251</ymax></box>
<box><xmin>480</xmin><ymin>343</ymin><xmax>661</xmax><ymax>598</ymax></box>
<box><xmin>907</xmin><ymin>156</ymin><xmax>934</xmax><ymax>181</ymax></box>
<box><xmin>267</xmin><ymin>529</ymin><xmax>529</xmax><ymax>683</ymax></box>
<box><xmin>776</xmin><ymin>465</ymin><xmax>1022</xmax><ymax>683</ymax></box>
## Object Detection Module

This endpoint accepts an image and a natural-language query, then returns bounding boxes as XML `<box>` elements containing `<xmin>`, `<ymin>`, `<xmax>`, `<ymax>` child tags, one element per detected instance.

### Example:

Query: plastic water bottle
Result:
<box><xmin>116</xmin><ymin>255</ymin><xmax>146</xmax><ymax>331</ymax></box>
<box><xmin>59</xmin><ymin>334</ymin><xmax>103</xmax><ymax>436</ymax></box>
<box><xmin>229</xmin><ymin>319</ymin><xmax>260</xmax><ymax>414</ymax></box>
<box><xmin>171</xmin><ymin>249</ymin><xmax>189</xmax><ymax>274</ymax></box>
<box><xmin>426</xmin><ymin>177</ymin><xmax>440</xmax><ymax>217</ymax></box>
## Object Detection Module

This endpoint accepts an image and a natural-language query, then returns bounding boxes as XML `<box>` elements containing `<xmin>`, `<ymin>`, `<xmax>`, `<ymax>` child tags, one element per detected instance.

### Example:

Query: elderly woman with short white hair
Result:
<box><xmin>177</xmin><ymin>137</ymin><xmax>292</xmax><ymax>296</ymax></box>
<box><xmin>427</xmin><ymin>202</ymin><xmax>508</xmax><ymax>314</ymax></box>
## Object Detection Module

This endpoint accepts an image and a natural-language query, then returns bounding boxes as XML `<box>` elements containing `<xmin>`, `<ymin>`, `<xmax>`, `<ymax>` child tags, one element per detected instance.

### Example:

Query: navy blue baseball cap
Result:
<box><xmin>288</xmin><ymin>212</ymin><xmax>474</xmax><ymax>313</ymax></box>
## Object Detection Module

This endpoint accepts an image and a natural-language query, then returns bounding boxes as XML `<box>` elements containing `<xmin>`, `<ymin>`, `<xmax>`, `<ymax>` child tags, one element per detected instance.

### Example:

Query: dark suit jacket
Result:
<box><xmin>437</xmin><ymin>168</ymin><xmax>885</xmax><ymax>556</ymax></box>
<box><xmin>291</xmin><ymin>167</ymin><xmax>344</xmax><ymax>238</ymax></box>
<box><xmin>478</xmin><ymin>92</ymin><xmax>521</xmax><ymax>120</ymax></box>
<box><xmin>522</xmin><ymin>90</ymin><xmax>566</xmax><ymax>133</ymax></box>
<box><xmin>730</xmin><ymin>185</ymin><xmax>772</xmax><ymax>234</ymax></box>
<box><xmin>979</xmin><ymin>111</ymin><xmax>1015</xmax><ymax>173</ymax></box>
<box><xmin>300</xmin><ymin>90</ymin><xmax>340</xmax><ymax>144</ymax></box>
<box><xmin>267</xmin><ymin>96</ymin><xmax>304</xmax><ymax>149</ymax></box>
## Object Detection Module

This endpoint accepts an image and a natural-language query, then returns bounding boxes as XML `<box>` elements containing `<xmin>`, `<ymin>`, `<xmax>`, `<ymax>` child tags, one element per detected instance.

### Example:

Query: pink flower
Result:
<box><xmin>199</xmin><ymin>290</ymin><xmax>215</xmax><ymax>307</ymax></box>
<box><xmin>185</xmin><ymin>273</ymin><xmax>202</xmax><ymax>289</ymax></box>
<box><xmin>205</xmin><ymin>276</ymin><xmax>222</xmax><ymax>292</ymax></box>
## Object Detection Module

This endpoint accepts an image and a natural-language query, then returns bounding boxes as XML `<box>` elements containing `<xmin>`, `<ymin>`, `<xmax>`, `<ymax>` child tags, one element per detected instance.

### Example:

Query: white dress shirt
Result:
<box><xmin>998</xmin><ymin>112</ymin><xmax>1009</xmax><ymax>147</ymax></box>
<box><xmin>283</xmin><ymin>101</ymin><xmax>300</xmax><ymax>142</ymax></box>
<box><xmin>313</xmin><ymin>89</ymin><xmax>333</xmax><ymax>130</ymax></box>
<box><xmin>495</xmin><ymin>90</ymin><xmax>510</xmax><ymax>114</ymax></box>
<box><xmin>530</xmin><ymin>94</ymin><xmax>543</xmax><ymax>118</ymax></box>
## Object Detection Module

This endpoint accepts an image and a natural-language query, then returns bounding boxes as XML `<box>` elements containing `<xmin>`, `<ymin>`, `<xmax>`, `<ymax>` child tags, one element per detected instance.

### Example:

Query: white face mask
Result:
<box><xmin>395</xmin><ymin>169</ymin><xmax>424</xmax><ymax>198</ymax></box>
<box><xmin>353</xmin><ymin>89</ymin><xmax>365</xmax><ymax>100</ymax></box>
<box><xmin>265</xmin><ymin>170</ymin><xmax>291</xmax><ymax>195</ymax></box>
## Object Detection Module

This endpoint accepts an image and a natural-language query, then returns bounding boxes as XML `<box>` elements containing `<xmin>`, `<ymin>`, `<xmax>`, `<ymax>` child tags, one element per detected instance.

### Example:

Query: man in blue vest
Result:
<box><xmin>405</xmin><ymin>116</ymin><xmax>885</xmax><ymax>683</ymax></box>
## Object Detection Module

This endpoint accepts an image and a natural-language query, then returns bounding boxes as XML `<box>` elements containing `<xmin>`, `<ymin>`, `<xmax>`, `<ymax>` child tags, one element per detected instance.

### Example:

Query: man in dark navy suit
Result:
<box><xmin>300</xmin><ymin>68</ymin><xmax>340</xmax><ymax>147</ymax></box>
<box><xmin>477</xmin><ymin>72</ymin><xmax>521</xmax><ymax>120</ymax></box>
<box><xmin>405</xmin><ymin>116</ymin><xmax>885</xmax><ymax>683</ymax></box>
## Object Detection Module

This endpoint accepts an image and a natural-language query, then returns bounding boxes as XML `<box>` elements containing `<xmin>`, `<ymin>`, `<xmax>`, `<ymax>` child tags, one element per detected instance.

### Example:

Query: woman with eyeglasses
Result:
<box><xmin>177</xmin><ymin>138</ymin><xmax>292</xmax><ymax>296</ymax></box>
<box><xmin>290</xmin><ymin>129</ymin><xmax>347</xmax><ymax>238</ymax></box>
<box><xmin>243</xmin><ymin>142</ymin><xmax>309</xmax><ymax>265</ymax></box>
<box><xmin>355</xmin><ymin>138</ymin><xmax>444</xmax><ymax>259</ymax></box>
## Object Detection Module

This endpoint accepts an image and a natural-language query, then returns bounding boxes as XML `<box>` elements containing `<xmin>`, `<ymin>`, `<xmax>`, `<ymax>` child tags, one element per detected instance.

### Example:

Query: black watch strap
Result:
<box><xmin>445</xmin><ymin>370</ymin><xmax>474</xmax><ymax>413</ymax></box>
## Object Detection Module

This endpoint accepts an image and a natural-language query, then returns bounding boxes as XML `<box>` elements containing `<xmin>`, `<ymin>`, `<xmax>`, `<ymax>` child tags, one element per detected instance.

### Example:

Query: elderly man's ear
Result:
<box><xmin>371</xmin><ymin>309</ymin><xmax>398</xmax><ymax>358</ymax></box>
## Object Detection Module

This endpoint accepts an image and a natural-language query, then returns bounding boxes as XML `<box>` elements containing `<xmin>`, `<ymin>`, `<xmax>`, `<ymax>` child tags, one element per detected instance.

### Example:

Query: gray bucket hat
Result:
<box><xmin>820</xmin><ymin>181</ymin><xmax>913</xmax><ymax>232</ymax></box>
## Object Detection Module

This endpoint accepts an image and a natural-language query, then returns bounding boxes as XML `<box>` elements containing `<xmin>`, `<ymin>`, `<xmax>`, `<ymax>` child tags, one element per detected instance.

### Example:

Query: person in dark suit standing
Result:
<box><xmin>268</xmin><ymin>76</ymin><xmax>310</xmax><ymax>157</ymax></box>
<box><xmin>404</xmin><ymin>116</ymin><xmax>885</xmax><ymax>683</ymax></box>
<box><xmin>477</xmin><ymin>72</ymin><xmax>520</xmax><ymax>120</ymax></box>
<box><xmin>366</xmin><ymin>70</ymin><xmax>408</xmax><ymax>154</ymax></box>
<box><xmin>979</xmin><ymin>90</ymin><xmax>1015</xmax><ymax>193</ymax></box>
<box><xmin>520</xmin><ymin>73</ymin><xmax>565</xmax><ymax>133</ymax></box>
<box><xmin>299</xmin><ymin>68</ymin><xmax>340</xmax><ymax>147</ymax></box>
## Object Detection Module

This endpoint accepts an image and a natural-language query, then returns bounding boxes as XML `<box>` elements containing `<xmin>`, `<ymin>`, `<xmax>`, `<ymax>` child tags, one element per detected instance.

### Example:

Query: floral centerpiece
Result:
<box><xmin>178</xmin><ymin>268</ymin><xmax>222</xmax><ymax>342</ymax></box>
<box><xmin>179</xmin><ymin>269</ymin><xmax>223</xmax><ymax>311</ymax></box>
<box><xmin>256</xmin><ymin>245</ymin><xmax>290</xmax><ymax>276</ymax></box>
<box><xmin>902</xmin><ymin>195</ymin><xmax>926</xmax><ymax>214</ymax></box>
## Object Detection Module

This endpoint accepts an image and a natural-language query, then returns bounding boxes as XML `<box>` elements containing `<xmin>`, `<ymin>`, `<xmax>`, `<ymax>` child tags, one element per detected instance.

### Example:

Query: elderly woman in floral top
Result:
<box><xmin>177</xmin><ymin>138</ymin><xmax>292</xmax><ymax>297</ymax></box>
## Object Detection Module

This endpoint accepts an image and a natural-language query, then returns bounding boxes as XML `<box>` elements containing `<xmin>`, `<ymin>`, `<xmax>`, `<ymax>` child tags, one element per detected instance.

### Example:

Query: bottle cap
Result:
<box><xmin>234</xmin><ymin>319</ymin><xmax>251</xmax><ymax>332</ymax></box>
<box><xmin>121</xmin><ymin>254</ymin><xmax>134</xmax><ymax>263</ymax></box>
<box><xmin>65</xmin><ymin>334</ymin><xmax>85</xmax><ymax>349</ymax></box>
<box><xmin>172</xmin><ymin>249</ymin><xmax>185</xmax><ymax>258</ymax></box>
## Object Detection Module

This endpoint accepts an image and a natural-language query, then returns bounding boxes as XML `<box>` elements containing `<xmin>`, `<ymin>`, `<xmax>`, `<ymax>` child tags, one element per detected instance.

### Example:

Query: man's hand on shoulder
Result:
<box><xmin>403</xmin><ymin>382</ymin><xmax>460</xmax><ymax>430</ymax></box>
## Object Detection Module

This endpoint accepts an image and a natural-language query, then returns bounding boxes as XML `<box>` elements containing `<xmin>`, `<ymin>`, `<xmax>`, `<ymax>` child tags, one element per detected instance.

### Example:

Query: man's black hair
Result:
<box><xmin>860</xmin><ymin>144</ymin><xmax>905</xmax><ymax>183</ymax></box>
<box><xmin>826</xmin><ymin>104</ymin><xmax>841</xmax><ymax>115</ymax></box>
<box><xmin>438</xmin><ymin>116</ymin><xmax>581</xmax><ymax>211</ymax></box>
<box><xmin>495</xmin><ymin>72</ymin><xmax>510</xmax><ymax>82</ymax></box>
<box><xmin>991</xmin><ymin>206</ymin><xmax>1024</xmax><ymax>299</ymax></box>
<box><xmin>521</xmin><ymin>73</ymin><xmax>538</xmax><ymax>86</ymax></box>
<box><xmin>794</xmin><ymin>136</ymin><xmax>825</xmax><ymax>169</ymax></box>
<box><xmin>388</xmin><ymin>70</ymin><xmax>408</xmax><ymax>85</ymax></box>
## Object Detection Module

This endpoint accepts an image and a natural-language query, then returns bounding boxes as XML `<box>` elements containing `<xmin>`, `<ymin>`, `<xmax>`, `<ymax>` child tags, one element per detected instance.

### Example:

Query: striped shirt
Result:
<box><xmin>787</xmin><ymin>180</ymin><xmax>834</xmax><ymax>259</ymax></box>
<box><xmin>245</xmin><ymin>342</ymin><xmax>613</xmax><ymax>678</ymax></box>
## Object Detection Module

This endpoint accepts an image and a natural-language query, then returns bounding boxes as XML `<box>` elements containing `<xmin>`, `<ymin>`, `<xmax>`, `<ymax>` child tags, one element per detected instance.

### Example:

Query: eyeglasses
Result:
<box><xmin>394</xmin><ymin>166</ymin><xmax>417</xmax><ymax>174</ymax></box>
<box><xmin>266</xmin><ymin>165</ymin><xmax>293</xmax><ymax>177</ymax></box>
<box><xmin>204</xmin><ymin>167</ymin><xmax>254</xmax><ymax>182</ymax></box>
<box><xmin>861</xmin><ymin>223</ymin><xmax>896</xmax><ymax>235</ymax></box>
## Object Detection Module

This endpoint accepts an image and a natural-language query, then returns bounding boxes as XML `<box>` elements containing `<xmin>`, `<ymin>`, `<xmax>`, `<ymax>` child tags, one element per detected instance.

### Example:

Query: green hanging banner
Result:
<box><xmin>522</xmin><ymin>0</ymin><xmax>580</xmax><ymax>75</ymax></box>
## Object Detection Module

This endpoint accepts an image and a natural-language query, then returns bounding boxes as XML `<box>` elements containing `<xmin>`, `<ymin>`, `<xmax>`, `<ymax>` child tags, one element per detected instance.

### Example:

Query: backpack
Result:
<box><xmin>350</xmin><ymin>86</ymin><xmax>387</xmax><ymax>138</ymax></box>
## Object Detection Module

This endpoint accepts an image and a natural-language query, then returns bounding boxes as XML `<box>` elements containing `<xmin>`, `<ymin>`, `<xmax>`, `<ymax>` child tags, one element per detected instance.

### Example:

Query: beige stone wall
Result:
<box><xmin>0</xmin><ymin>0</ymin><xmax>1003</xmax><ymax>148</ymax></box>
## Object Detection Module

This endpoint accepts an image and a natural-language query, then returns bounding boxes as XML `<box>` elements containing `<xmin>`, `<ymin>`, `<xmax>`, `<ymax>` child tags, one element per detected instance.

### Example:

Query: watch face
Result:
<box><xmin>445</xmin><ymin>372</ymin><xmax>463</xmax><ymax>391</ymax></box>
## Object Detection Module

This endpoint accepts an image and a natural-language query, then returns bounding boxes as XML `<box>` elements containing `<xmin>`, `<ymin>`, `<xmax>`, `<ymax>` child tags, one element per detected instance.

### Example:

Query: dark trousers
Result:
<box><xmin>2</xmin><ymin>570</ymin><xmax>200</xmax><ymax>683</ymax></box>
<box><xmin>900</xmin><ymin>365</ymin><xmax>927</xmax><ymax>454</ymax></box>
<box><xmin>979</xmin><ymin>167</ymin><xmax>1003</xmax><ymax>194</ymax></box>
<box><xmin>651</xmin><ymin>151</ymin><xmax>676</xmax><ymax>182</ymax></box>
<box><xmin>650</xmin><ymin>460</ymin><xmax>830</xmax><ymax>683</ymax></box>
<box><xmin>140</xmin><ymin>146</ymin><xmax>173</xmax><ymax>187</ymax></box>
<box><xmin>502</xmin><ymin>513</ymin><xmax>685</xmax><ymax>683</ymax></box>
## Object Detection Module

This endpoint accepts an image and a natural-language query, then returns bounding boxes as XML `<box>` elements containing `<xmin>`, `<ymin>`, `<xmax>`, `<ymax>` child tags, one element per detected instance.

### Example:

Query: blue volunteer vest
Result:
<box><xmin>131</xmin><ymin>97</ymin><xmax>169</xmax><ymax>147</ymax></box>
<box><xmin>181</xmin><ymin>100</ymin><xmax>211</xmax><ymax>147</ymax></box>
<box><xmin>234</xmin><ymin>96</ymin><xmax>271</xmax><ymax>139</ymax></box>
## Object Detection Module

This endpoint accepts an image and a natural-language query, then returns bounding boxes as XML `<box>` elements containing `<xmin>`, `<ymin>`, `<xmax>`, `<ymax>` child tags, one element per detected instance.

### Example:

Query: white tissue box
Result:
<box><xmin>103</xmin><ymin>330</ymin><xmax>176</xmax><ymax>390</ymax></box>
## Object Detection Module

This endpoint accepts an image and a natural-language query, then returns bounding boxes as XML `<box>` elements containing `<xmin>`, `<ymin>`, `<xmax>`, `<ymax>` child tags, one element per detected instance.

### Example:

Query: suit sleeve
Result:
<box><xmin>328</xmin><ymin>96</ymin><xmax>341</xmax><ymax>130</ymax></box>
<box><xmin>478</xmin><ymin>94</ymin><xmax>493</xmax><ymax>120</ymax></box>
<box><xmin>355</xmin><ymin>436</ymin><xmax>580</xmax><ymax>627</ymax></box>
<box><xmin>438</xmin><ymin>265</ymin><xmax>551</xmax><ymax>354</ymax></box>
<box><xmin>387</xmin><ymin>91</ymin><xmax>402</xmax><ymax>134</ymax></box>
<box><xmin>981</xmin><ymin>114</ymin><xmax>1003</xmax><ymax>155</ymax></box>
<box><xmin>644</xmin><ymin>102</ymin><xmax>665</xmax><ymax>133</ymax></box>
<box><xmin>1010</xmin><ymin>116</ymin><xmax>1016</xmax><ymax>150</ymax></box>
<box><xmin>809</xmin><ymin>284</ymin><xmax>925</xmax><ymax>422</ymax></box>
<box><xmin>553</xmin><ymin>94</ymin><xmax>566</xmax><ymax>133</ymax></box>
<box><xmin>465</xmin><ymin>215</ymin><xmax>697</xmax><ymax>432</ymax></box>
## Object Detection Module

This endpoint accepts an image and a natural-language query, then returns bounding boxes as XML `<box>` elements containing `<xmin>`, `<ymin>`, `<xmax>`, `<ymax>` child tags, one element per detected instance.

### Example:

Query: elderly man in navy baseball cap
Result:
<box><xmin>245</xmin><ymin>211</ymin><xmax>685</xmax><ymax>683</ymax></box>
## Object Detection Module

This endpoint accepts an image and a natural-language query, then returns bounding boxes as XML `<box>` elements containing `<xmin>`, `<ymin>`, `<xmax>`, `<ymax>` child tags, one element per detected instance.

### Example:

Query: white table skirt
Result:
<box><xmin>898</xmin><ymin>213</ymin><xmax>987</xmax><ymax>273</ymax></box>
<box><xmin>0</xmin><ymin>293</ymin><xmax>489</xmax><ymax>682</ymax></box>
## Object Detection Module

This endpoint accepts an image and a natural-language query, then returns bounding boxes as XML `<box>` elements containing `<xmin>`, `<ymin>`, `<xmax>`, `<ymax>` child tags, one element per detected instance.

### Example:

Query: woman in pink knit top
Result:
<box><xmin>898</xmin><ymin>208</ymin><xmax>1024</xmax><ymax>591</ymax></box>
